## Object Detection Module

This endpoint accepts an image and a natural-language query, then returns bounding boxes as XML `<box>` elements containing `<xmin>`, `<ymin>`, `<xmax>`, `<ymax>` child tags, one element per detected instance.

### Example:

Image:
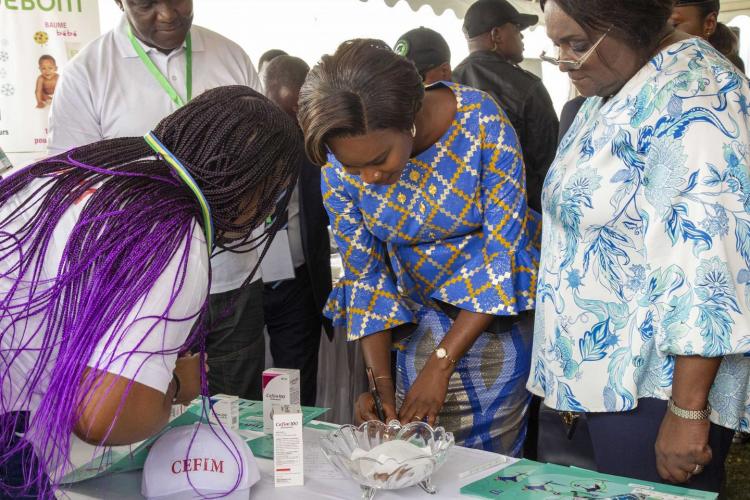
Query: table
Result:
<box><xmin>58</xmin><ymin>424</ymin><xmax>514</xmax><ymax>499</ymax></box>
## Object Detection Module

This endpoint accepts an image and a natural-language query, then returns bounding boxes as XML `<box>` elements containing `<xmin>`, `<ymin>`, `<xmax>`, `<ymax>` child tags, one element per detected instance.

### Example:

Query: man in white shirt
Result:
<box><xmin>49</xmin><ymin>0</ymin><xmax>267</xmax><ymax>400</ymax></box>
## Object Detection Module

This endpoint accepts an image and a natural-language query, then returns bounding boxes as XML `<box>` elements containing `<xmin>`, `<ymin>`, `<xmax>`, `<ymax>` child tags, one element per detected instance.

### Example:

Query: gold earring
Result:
<box><xmin>411</xmin><ymin>124</ymin><xmax>417</xmax><ymax>138</ymax></box>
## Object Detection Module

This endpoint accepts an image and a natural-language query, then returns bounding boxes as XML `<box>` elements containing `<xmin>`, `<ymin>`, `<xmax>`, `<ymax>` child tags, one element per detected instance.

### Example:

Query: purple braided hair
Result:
<box><xmin>0</xmin><ymin>85</ymin><xmax>302</xmax><ymax>496</ymax></box>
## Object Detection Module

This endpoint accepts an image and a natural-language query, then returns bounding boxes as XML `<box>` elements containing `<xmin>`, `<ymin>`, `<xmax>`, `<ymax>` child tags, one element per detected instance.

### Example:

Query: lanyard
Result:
<box><xmin>127</xmin><ymin>25</ymin><xmax>192</xmax><ymax>108</ymax></box>
<box><xmin>144</xmin><ymin>131</ymin><xmax>214</xmax><ymax>256</ymax></box>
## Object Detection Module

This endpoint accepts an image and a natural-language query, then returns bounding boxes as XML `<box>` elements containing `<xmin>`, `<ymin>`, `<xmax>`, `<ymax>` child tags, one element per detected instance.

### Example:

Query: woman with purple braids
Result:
<box><xmin>0</xmin><ymin>85</ymin><xmax>301</xmax><ymax>497</ymax></box>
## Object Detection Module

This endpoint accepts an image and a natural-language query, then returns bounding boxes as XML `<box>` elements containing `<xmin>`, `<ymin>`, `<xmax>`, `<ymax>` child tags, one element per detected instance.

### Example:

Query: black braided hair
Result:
<box><xmin>70</xmin><ymin>85</ymin><xmax>302</xmax><ymax>282</ymax></box>
<box><xmin>154</xmin><ymin>86</ymin><xmax>301</xmax><ymax>256</ymax></box>
<box><xmin>0</xmin><ymin>85</ymin><xmax>302</xmax><ymax>496</ymax></box>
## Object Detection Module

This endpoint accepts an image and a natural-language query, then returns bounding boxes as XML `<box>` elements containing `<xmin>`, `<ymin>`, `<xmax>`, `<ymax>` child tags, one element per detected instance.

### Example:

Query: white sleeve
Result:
<box><xmin>87</xmin><ymin>223</ymin><xmax>209</xmax><ymax>394</ymax></box>
<box><xmin>244</xmin><ymin>52</ymin><xmax>263</xmax><ymax>94</ymax></box>
<box><xmin>48</xmin><ymin>62</ymin><xmax>102</xmax><ymax>156</ymax></box>
<box><xmin>642</xmin><ymin>108</ymin><xmax>750</xmax><ymax>359</ymax></box>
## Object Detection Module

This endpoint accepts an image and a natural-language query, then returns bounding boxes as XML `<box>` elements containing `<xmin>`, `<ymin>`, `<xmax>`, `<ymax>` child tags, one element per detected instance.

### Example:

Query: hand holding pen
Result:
<box><xmin>355</xmin><ymin>368</ymin><xmax>398</xmax><ymax>424</ymax></box>
<box><xmin>367</xmin><ymin>367</ymin><xmax>387</xmax><ymax>421</ymax></box>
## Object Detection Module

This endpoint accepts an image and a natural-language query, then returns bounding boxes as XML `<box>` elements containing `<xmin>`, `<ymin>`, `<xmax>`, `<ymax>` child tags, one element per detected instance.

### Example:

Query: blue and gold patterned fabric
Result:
<box><xmin>396</xmin><ymin>306</ymin><xmax>533</xmax><ymax>455</ymax></box>
<box><xmin>527</xmin><ymin>39</ymin><xmax>750</xmax><ymax>432</ymax></box>
<box><xmin>322</xmin><ymin>82</ymin><xmax>540</xmax><ymax>341</ymax></box>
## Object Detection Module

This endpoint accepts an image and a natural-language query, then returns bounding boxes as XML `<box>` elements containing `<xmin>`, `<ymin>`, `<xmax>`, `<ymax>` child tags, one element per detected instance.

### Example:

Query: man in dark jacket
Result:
<box><xmin>262</xmin><ymin>55</ymin><xmax>333</xmax><ymax>406</ymax></box>
<box><xmin>453</xmin><ymin>0</ymin><xmax>558</xmax><ymax>213</ymax></box>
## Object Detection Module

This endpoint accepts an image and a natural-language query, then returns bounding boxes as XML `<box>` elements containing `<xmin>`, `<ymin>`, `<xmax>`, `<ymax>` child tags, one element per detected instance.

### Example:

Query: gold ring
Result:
<box><xmin>412</xmin><ymin>416</ymin><xmax>422</xmax><ymax>421</ymax></box>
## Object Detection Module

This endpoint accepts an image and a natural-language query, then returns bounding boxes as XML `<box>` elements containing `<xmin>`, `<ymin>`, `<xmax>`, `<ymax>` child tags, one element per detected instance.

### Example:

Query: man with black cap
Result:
<box><xmin>453</xmin><ymin>0</ymin><xmax>558</xmax><ymax>214</ymax></box>
<box><xmin>394</xmin><ymin>27</ymin><xmax>452</xmax><ymax>85</ymax></box>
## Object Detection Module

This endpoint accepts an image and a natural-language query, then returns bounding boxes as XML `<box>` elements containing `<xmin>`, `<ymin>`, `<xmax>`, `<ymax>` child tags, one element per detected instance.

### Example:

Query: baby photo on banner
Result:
<box><xmin>0</xmin><ymin>0</ymin><xmax>100</xmax><ymax>154</ymax></box>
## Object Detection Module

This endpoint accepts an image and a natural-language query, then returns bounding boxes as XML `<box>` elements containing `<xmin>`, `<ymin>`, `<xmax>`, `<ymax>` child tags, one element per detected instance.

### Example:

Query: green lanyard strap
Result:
<box><xmin>127</xmin><ymin>25</ymin><xmax>192</xmax><ymax>108</ymax></box>
<box><xmin>144</xmin><ymin>131</ymin><xmax>214</xmax><ymax>256</ymax></box>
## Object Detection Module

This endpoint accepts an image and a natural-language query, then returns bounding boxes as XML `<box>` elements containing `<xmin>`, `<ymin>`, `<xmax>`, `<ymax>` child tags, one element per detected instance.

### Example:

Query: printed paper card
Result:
<box><xmin>461</xmin><ymin>461</ymin><xmax>717</xmax><ymax>500</ymax></box>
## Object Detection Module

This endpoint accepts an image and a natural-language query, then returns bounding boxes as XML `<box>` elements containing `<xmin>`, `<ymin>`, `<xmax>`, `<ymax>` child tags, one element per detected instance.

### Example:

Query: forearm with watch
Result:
<box><xmin>358</xmin><ymin>309</ymin><xmax>494</xmax><ymax>382</ymax></box>
<box><xmin>670</xmin><ymin>355</ymin><xmax>722</xmax><ymax>418</ymax></box>
<box><xmin>428</xmin><ymin>309</ymin><xmax>495</xmax><ymax>375</ymax></box>
<box><xmin>656</xmin><ymin>355</ymin><xmax>723</xmax><ymax>483</ymax></box>
<box><xmin>397</xmin><ymin>309</ymin><xmax>495</xmax><ymax>425</ymax></box>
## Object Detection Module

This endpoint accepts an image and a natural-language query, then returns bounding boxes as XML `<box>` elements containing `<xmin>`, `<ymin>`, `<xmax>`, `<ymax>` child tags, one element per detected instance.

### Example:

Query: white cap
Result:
<box><xmin>142</xmin><ymin>423</ymin><xmax>260</xmax><ymax>499</ymax></box>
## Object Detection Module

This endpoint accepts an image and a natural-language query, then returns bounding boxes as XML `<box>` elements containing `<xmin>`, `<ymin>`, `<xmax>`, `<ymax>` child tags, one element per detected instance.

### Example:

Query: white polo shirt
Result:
<box><xmin>0</xmin><ymin>179</ymin><xmax>209</xmax><ymax>416</ymax></box>
<box><xmin>49</xmin><ymin>16</ymin><xmax>263</xmax><ymax>294</ymax></box>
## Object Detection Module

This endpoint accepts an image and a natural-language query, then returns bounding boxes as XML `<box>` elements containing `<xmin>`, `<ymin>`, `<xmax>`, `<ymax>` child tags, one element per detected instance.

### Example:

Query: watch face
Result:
<box><xmin>436</xmin><ymin>347</ymin><xmax>447</xmax><ymax>359</ymax></box>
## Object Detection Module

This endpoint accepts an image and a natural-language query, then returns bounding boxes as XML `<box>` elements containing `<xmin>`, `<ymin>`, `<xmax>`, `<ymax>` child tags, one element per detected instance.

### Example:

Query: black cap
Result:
<box><xmin>674</xmin><ymin>0</ymin><xmax>720</xmax><ymax>10</ymax></box>
<box><xmin>463</xmin><ymin>0</ymin><xmax>539</xmax><ymax>38</ymax></box>
<box><xmin>394</xmin><ymin>27</ymin><xmax>451</xmax><ymax>74</ymax></box>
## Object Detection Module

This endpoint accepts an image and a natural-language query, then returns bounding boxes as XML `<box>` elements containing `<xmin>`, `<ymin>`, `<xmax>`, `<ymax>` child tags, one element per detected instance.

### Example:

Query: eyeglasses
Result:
<box><xmin>540</xmin><ymin>27</ymin><xmax>611</xmax><ymax>70</ymax></box>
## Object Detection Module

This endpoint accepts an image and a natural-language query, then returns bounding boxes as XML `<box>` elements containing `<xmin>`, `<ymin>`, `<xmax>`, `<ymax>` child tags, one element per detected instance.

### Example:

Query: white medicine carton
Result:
<box><xmin>207</xmin><ymin>393</ymin><xmax>240</xmax><ymax>430</ymax></box>
<box><xmin>262</xmin><ymin>368</ymin><xmax>301</xmax><ymax>434</ymax></box>
<box><xmin>273</xmin><ymin>404</ymin><xmax>304</xmax><ymax>487</ymax></box>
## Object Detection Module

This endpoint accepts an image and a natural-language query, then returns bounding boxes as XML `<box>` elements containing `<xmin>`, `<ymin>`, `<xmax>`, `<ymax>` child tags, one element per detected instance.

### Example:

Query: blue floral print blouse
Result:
<box><xmin>527</xmin><ymin>38</ymin><xmax>750</xmax><ymax>431</ymax></box>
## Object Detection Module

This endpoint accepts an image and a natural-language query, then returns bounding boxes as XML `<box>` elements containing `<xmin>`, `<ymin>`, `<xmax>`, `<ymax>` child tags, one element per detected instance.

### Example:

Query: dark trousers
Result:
<box><xmin>206</xmin><ymin>280</ymin><xmax>265</xmax><ymax>400</ymax></box>
<box><xmin>524</xmin><ymin>395</ymin><xmax>541</xmax><ymax>459</ymax></box>
<box><xmin>0</xmin><ymin>412</ymin><xmax>50</xmax><ymax>499</ymax></box>
<box><xmin>263</xmin><ymin>264</ymin><xmax>322</xmax><ymax>407</ymax></box>
<box><xmin>586</xmin><ymin>398</ymin><xmax>734</xmax><ymax>493</ymax></box>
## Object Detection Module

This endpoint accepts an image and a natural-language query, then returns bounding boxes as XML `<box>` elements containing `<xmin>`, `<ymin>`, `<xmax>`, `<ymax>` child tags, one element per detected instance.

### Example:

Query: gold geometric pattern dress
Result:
<box><xmin>323</xmin><ymin>82</ymin><xmax>540</xmax><ymax>454</ymax></box>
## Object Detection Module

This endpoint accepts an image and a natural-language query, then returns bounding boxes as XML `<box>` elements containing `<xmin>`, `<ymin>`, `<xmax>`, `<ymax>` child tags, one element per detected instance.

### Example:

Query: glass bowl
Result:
<box><xmin>320</xmin><ymin>420</ymin><xmax>454</xmax><ymax>500</ymax></box>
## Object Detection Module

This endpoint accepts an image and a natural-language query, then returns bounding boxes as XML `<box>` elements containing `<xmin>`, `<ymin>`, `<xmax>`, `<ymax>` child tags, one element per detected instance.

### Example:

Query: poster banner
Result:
<box><xmin>0</xmin><ymin>0</ymin><xmax>100</xmax><ymax>153</ymax></box>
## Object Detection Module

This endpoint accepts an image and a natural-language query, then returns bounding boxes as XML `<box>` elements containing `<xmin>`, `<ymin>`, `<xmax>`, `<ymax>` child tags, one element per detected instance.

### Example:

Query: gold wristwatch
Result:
<box><xmin>668</xmin><ymin>397</ymin><xmax>712</xmax><ymax>420</ymax></box>
<box><xmin>434</xmin><ymin>346</ymin><xmax>457</xmax><ymax>365</ymax></box>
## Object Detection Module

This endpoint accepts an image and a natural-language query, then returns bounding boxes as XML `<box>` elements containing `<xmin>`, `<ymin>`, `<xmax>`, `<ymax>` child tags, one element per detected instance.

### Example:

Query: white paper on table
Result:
<box><xmin>304</xmin><ymin>430</ymin><xmax>346</xmax><ymax>480</ymax></box>
<box><xmin>260</xmin><ymin>229</ymin><xmax>295</xmax><ymax>283</ymax></box>
<box><xmin>452</xmin><ymin>447</ymin><xmax>518</xmax><ymax>487</ymax></box>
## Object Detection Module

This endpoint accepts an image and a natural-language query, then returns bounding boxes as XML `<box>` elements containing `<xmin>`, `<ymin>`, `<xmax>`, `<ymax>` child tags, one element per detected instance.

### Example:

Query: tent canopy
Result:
<box><xmin>364</xmin><ymin>0</ymin><xmax>750</xmax><ymax>22</ymax></box>
<box><xmin>361</xmin><ymin>0</ymin><xmax>541</xmax><ymax>20</ymax></box>
<box><xmin>722</xmin><ymin>0</ymin><xmax>750</xmax><ymax>20</ymax></box>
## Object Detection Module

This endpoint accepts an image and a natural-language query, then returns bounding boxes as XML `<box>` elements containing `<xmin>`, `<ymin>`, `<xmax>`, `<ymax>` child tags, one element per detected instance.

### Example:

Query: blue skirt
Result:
<box><xmin>396</xmin><ymin>307</ymin><xmax>533</xmax><ymax>456</ymax></box>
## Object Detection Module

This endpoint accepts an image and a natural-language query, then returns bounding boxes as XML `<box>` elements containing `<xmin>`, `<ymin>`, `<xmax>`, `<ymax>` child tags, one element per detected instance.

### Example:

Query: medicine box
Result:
<box><xmin>262</xmin><ymin>368</ymin><xmax>300</xmax><ymax>434</ymax></box>
<box><xmin>273</xmin><ymin>404</ymin><xmax>304</xmax><ymax>487</ymax></box>
<box><xmin>207</xmin><ymin>393</ymin><xmax>240</xmax><ymax>430</ymax></box>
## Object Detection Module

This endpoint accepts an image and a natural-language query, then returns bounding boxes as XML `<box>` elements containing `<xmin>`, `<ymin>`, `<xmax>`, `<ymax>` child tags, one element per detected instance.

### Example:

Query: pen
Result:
<box><xmin>366</xmin><ymin>367</ymin><xmax>386</xmax><ymax>422</ymax></box>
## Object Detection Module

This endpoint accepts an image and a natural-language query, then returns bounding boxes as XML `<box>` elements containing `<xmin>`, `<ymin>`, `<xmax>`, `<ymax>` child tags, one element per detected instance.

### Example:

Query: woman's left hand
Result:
<box><xmin>173</xmin><ymin>353</ymin><xmax>203</xmax><ymax>405</ymax></box>
<box><xmin>398</xmin><ymin>359</ymin><xmax>452</xmax><ymax>427</ymax></box>
<box><xmin>655</xmin><ymin>409</ymin><xmax>712</xmax><ymax>483</ymax></box>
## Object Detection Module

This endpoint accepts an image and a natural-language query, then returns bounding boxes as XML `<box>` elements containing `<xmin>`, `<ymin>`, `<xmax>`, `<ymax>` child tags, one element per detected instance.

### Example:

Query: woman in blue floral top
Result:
<box><xmin>298</xmin><ymin>39</ymin><xmax>540</xmax><ymax>454</ymax></box>
<box><xmin>530</xmin><ymin>0</ymin><xmax>750</xmax><ymax>491</ymax></box>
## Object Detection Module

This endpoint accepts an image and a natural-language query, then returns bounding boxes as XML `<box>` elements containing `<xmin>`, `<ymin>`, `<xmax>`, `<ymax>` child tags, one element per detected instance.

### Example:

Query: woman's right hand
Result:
<box><xmin>355</xmin><ymin>392</ymin><xmax>398</xmax><ymax>424</ymax></box>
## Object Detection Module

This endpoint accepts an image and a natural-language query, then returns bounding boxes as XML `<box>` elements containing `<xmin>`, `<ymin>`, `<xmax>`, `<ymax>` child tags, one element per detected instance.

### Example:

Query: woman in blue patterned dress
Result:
<box><xmin>529</xmin><ymin>0</ymin><xmax>750</xmax><ymax>491</ymax></box>
<box><xmin>298</xmin><ymin>39</ymin><xmax>540</xmax><ymax>455</ymax></box>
